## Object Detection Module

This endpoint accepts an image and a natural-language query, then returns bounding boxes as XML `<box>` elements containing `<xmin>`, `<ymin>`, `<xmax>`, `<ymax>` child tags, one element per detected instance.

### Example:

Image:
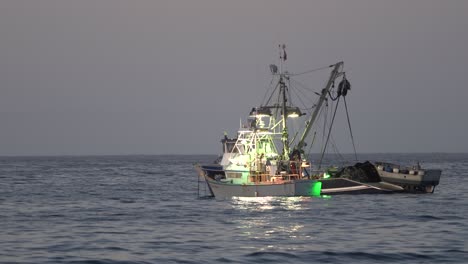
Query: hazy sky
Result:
<box><xmin>1</xmin><ymin>1</ymin><xmax>467</xmax><ymax>155</ymax></box>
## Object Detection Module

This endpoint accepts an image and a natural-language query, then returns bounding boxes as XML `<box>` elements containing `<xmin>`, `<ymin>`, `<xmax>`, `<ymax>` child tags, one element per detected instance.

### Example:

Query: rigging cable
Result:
<box><xmin>338</xmin><ymin>73</ymin><xmax>357</xmax><ymax>161</ymax></box>
<box><xmin>263</xmin><ymin>79</ymin><xmax>280</xmax><ymax>106</ymax></box>
<box><xmin>329</xmin><ymin>135</ymin><xmax>346</xmax><ymax>163</ymax></box>
<box><xmin>306</xmin><ymin>131</ymin><xmax>317</xmax><ymax>158</ymax></box>
<box><xmin>261</xmin><ymin>77</ymin><xmax>275</xmax><ymax>105</ymax></box>
<box><xmin>321</xmin><ymin>98</ymin><xmax>329</xmax><ymax>155</ymax></box>
<box><xmin>290</xmin><ymin>79</ymin><xmax>318</xmax><ymax>106</ymax></box>
<box><xmin>344</xmin><ymin>96</ymin><xmax>358</xmax><ymax>161</ymax></box>
<box><xmin>318</xmin><ymin>97</ymin><xmax>341</xmax><ymax>169</ymax></box>
<box><xmin>289</xmin><ymin>83</ymin><xmax>311</xmax><ymax>111</ymax></box>
<box><xmin>286</xmin><ymin>78</ymin><xmax>293</xmax><ymax>106</ymax></box>
<box><xmin>290</xmin><ymin>65</ymin><xmax>331</xmax><ymax>76</ymax></box>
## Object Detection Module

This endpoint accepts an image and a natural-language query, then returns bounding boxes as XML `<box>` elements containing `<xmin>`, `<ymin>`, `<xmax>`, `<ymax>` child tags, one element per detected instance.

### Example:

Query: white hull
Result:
<box><xmin>378</xmin><ymin>169</ymin><xmax>441</xmax><ymax>193</ymax></box>
<box><xmin>203</xmin><ymin>174</ymin><xmax>401</xmax><ymax>199</ymax></box>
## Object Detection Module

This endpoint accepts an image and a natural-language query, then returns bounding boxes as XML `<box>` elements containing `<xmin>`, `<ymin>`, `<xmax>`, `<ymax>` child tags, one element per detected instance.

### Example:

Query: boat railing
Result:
<box><xmin>279</xmin><ymin>174</ymin><xmax>301</xmax><ymax>181</ymax></box>
<box><xmin>249</xmin><ymin>173</ymin><xmax>301</xmax><ymax>183</ymax></box>
<box><xmin>249</xmin><ymin>174</ymin><xmax>270</xmax><ymax>183</ymax></box>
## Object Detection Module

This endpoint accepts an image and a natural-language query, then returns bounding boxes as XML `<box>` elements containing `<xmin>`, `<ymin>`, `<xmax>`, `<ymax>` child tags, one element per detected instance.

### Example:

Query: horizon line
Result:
<box><xmin>0</xmin><ymin>152</ymin><xmax>467</xmax><ymax>158</ymax></box>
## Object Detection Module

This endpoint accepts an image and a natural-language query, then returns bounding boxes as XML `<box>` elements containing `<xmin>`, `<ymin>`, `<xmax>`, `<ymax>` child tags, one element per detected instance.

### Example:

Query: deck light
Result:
<box><xmin>249</xmin><ymin>107</ymin><xmax>272</xmax><ymax>117</ymax></box>
<box><xmin>286</xmin><ymin>107</ymin><xmax>303</xmax><ymax>118</ymax></box>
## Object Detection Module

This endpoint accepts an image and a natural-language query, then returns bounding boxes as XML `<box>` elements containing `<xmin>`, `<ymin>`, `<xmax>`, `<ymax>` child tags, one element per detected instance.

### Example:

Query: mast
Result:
<box><xmin>280</xmin><ymin>76</ymin><xmax>289</xmax><ymax>159</ymax></box>
<box><xmin>296</xmin><ymin>61</ymin><xmax>344</xmax><ymax>153</ymax></box>
<box><xmin>279</xmin><ymin>44</ymin><xmax>290</xmax><ymax>160</ymax></box>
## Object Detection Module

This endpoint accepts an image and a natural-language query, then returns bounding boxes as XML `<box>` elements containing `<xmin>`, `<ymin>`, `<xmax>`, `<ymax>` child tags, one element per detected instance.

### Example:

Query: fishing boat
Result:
<box><xmin>375</xmin><ymin>162</ymin><xmax>442</xmax><ymax>193</ymax></box>
<box><xmin>195</xmin><ymin>45</ymin><xmax>405</xmax><ymax>199</ymax></box>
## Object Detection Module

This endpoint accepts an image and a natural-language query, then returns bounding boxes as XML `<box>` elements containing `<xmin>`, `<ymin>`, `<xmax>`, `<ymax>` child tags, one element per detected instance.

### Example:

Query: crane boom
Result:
<box><xmin>296</xmin><ymin>62</ymin><xmax>344</xmax><ymax>152</ymax></box>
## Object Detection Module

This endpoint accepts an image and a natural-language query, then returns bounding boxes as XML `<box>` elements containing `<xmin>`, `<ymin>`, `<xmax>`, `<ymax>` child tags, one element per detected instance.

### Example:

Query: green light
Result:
<box><xmin>323</xmin><ymin>172</ymin><xmax>330</xmax><ymax>179</ymax></box>
<box><xmin>311</xmin><ymin>181</ymin><xmax>322</xmax><ymax>196</ymax></box>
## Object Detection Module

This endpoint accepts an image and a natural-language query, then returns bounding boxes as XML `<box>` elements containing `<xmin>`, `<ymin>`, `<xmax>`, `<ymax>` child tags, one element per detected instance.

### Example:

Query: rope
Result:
<box><xmin>290</xmin><ymin>65</ymin><xmax>331</xmax><ymax>76</ymax></box>
<box><xmin>329</xmin><ymin>135</ymin><xmax>345</xmax><ymax>161</ymax></box>
<box><xmin>306</xmin><ymin>131</ymin><xmax>317</xmax><ymax>158</ymax></box>
<box><xmin>289</xmin><ymin>79</ymin><xmax>317</xmax><ymax>104</ymax></box>
<box><xmin>321</xmin><ymin>99</ymin><xmax>329</xmax><ymax>153</ymax></box>
<box><xmin>263</xmin><ymin>79</ymin><xmax>280</xmax><ymax>106</ymax></box>
<box><xmin>318</xmin><ymin>97</ymin><xmax>340</xmax><ymax>169</ymax></box>
<box><xmin>344</xmin><ymin>97</ymin><xmax>358</xmax><ymax>161</ymax></box>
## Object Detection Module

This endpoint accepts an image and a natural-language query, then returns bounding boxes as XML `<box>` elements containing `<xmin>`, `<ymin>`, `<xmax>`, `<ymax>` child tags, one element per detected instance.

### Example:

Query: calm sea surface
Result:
<box><xmin>1</xmin><ymin>154</ymin><xmax>467</xmax><ymax>263</ymax></box>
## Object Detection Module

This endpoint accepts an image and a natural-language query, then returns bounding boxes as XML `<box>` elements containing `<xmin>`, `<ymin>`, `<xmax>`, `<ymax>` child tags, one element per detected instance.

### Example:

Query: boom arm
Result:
<box><xmin>296</xmin><ymin>62</ymin><xmax>344</xmax><ymax>152</ymax></box>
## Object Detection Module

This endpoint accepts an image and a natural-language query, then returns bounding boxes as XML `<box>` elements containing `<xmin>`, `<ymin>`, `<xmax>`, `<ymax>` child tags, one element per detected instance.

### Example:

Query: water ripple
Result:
<box><xmin>0</xmin><ymin>154</ymin><xmax>467</xmax><ymax>263</ymax></box>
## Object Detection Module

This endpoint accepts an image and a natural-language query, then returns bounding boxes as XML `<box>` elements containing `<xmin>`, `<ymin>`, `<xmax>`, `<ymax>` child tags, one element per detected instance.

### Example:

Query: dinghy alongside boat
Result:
<box><xmin>375</xmin><ymin>162</ymin><xmax>442</xmax><ymax>193</ymax></box>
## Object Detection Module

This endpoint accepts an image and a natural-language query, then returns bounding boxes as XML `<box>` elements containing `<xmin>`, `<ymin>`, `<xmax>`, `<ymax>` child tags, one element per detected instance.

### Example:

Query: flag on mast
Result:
<box><xmin>282</xmin><ymin>44</ymin><xmax>287</xmax><ymax>61</ymax></box>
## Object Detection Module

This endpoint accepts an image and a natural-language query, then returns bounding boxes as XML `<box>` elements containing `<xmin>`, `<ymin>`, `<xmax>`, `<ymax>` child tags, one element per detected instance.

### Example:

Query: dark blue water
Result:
<box><xmin>1</xmin><ymin>154</ymin><xmax>467</xmax><ymax>263</ymax></box>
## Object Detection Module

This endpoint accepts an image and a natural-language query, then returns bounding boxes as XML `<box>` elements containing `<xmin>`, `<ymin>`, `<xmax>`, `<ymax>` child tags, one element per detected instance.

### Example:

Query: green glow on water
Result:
<box><xmin>311</xmin><ymin>181</ymin><xmax>322</xmax><ymax>196</ymax></box>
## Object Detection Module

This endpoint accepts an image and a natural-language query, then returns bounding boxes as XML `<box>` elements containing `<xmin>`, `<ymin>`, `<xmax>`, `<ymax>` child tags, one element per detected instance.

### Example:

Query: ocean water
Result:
<box><xmin>0</xmin><ymin>154</ymin><xmax>467</xmax><ymax>263</ymax></box>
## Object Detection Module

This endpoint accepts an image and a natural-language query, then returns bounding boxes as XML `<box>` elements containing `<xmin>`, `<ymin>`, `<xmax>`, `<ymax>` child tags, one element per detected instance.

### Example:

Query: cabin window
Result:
<box><xmin>227</xmin><ymin>172</ymin><xmax>242</xmax><ymax>178</ymax></box>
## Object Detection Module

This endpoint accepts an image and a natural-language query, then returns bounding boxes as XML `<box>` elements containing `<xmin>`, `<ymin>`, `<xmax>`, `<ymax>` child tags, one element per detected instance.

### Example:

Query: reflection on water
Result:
<box><xmin>231</xmin><ymin>196</ymin><xmax>307</xmax><ymax>211</ymax></box>
<box><xmin>230</xmin><ymin>196</ymin><xmax>318</xmax><ymax>252</ymax></box>
<box><xmin>231</xmin><ymin>196</ymin><xmax>330</xmax><ymax>211</ymax></box>
<box><xmin>2</xmin><ymin>154</ymin><xmax>466</xmax><ymax>263</ymax></box>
